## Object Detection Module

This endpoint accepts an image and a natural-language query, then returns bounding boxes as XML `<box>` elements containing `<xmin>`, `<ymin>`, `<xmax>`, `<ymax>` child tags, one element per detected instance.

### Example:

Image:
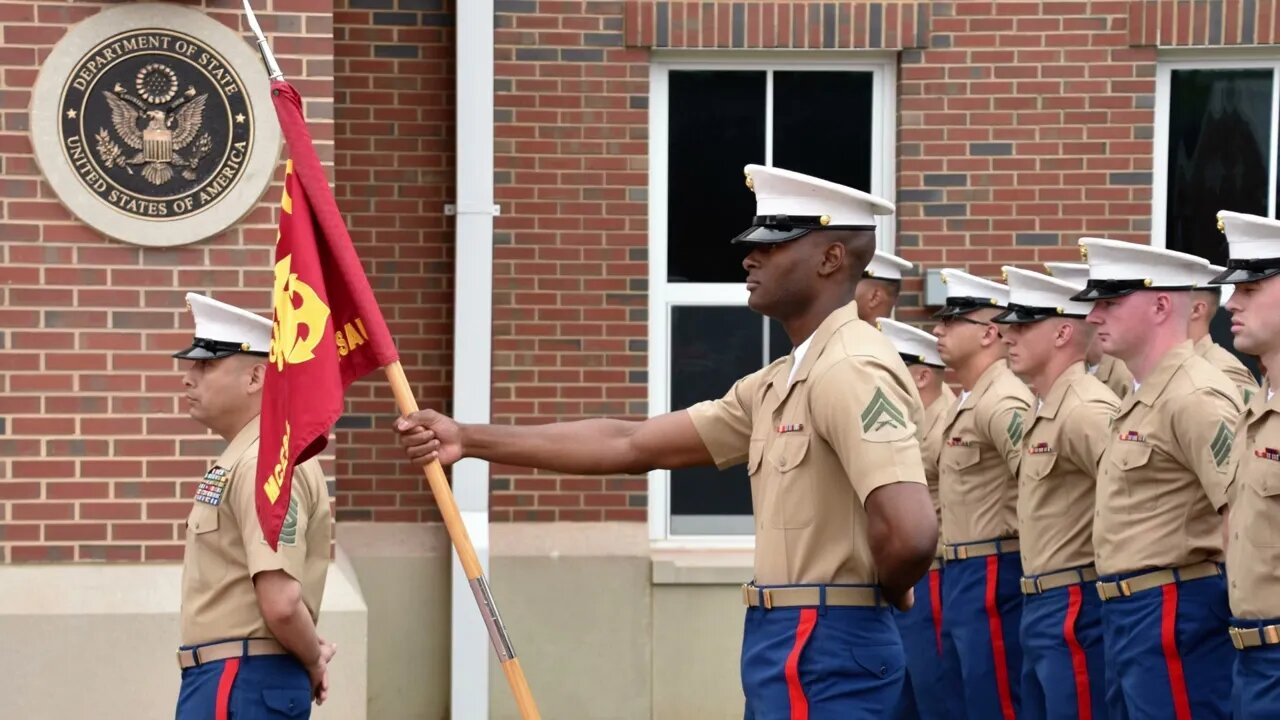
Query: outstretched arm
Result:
<box><xmin>396</xmin><ymin>409</ymin><xmax>714</xmax><ymax>476</ymax></box>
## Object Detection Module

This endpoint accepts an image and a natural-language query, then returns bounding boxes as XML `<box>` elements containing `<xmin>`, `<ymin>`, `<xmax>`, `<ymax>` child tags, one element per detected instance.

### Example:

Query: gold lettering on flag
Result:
<box><xmin>263</xmin><ymin>420</ymin><xmax>291</xmax><ymax>504</ymax></box>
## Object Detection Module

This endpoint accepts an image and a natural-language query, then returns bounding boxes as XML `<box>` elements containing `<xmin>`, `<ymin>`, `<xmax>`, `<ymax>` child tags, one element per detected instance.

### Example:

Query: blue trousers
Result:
<box><xmin>742</xmin><ymin>587</ymin><xmax>905</xmax><ymax>719</ymax></box>
<box><xmin>175</xmin><ymin>641</ymin><xmax>312</xmax><ymax>720</ymax></box>
<box><xmin>1099</xmin><ymin>571</ymin><xmax>1232</xmax><ymax>720</ymax></box>
<box><xmin>1232</xmin><ymin>620</ymin><xmax>1280</xmax><ymax>720</ymax></box>
<box><xmin>1020</xmin><ymin>580</ymin><xmax>1107</xmax><ymax>720</ymax></box>
<box><xmin>941</xmin><ymin>550</ymin><xmax>1023</xmax><ymax>720</ymax></box>
<box><xmin>893</xmin><ymin>568</ymin><xmax>967</xmax><ymax>720</ymax></box>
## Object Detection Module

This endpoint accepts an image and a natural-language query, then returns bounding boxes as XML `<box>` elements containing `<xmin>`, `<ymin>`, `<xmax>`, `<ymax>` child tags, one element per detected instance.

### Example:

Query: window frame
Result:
<box><xmin>646</xmin><ymin>52</ymin><xmax>899</xmax><ymax>545</ymax></box>
<box><xmin>1152</xmin><ymin>52</ymin><xmax>1280</xmax><ymax>249</ymax></box>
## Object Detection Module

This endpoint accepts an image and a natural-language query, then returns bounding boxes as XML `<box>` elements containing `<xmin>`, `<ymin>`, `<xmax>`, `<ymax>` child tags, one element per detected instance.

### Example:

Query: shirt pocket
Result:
<box><xmin>943</xmin><ymin>443</ymin><xmax>981</xmax><ymax>473</ymax></box>
<box><xmin>1243</xmin><ymin>454</ymin><xmax>1280</xmax><ymax>548</ymax></box>
<box><xmin>768</xmin><ymin>433</ymin><xmax>814</xmax><ymax>530</ymax></box>
<box><xmin>185</xmin><ymin>503</ymin><xmax>226</xmax><ymax>587</ymax></box>
<box><xmin>1108</xmin><ymin>441</ymin><xmax>1157</xmax><ymax>513</ymax></box>
<box><xmin>1021</xmin><ymin>451</ymin><xmax>1058</xmax><ymax>483</ymax></box>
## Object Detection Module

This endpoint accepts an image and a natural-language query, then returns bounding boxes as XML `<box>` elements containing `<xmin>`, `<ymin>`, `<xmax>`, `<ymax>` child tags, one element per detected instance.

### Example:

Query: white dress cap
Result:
<box><xmin>1213</xmin><ymin>210</ymin><xmax>1280</xmax><ymax>284</ymax></box>
<box><xmin>864</xmin><ymin>249</ymin><xmax>913</xmax><ymax>281</ymax></box>
<box><xmin>877</xmin><ymin>317</ymin><xmax>944</xmax><ymax>367</ymax></box>
<box><xmin>1043</xmin><ymin>262</ymin><xmax>1091</xmax><ymax>287</ymax></box>
<box><xmin>1072</xmin><ymin>237</ymin><xmax>1211</xmax><ymax>301</ymax></box>
<box><xmin>994</xmin><ymin>266</ymin><xmax>1093</xmax><ymax>323</ymax></box>
<box><xmin>173</xmin><ymin>292</ymin><xmax>273</xmax><ymax>360</ymax></box>
<box><xmin>735</xmin><ymin>164</ymin><xmax>894</xmax><ymax>244</ymax></box>
<box><xmin>934</xmin><ymin>268</ymin><xmax>1010</xmax><ymax>317</ymax></box>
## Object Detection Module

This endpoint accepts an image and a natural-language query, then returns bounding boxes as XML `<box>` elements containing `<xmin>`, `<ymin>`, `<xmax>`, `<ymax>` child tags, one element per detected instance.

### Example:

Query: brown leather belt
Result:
<box><xmin>1230</xmin><ymin>624</ymin><xmax>1280</xmax><ymax>651</ymax></box>
<box><xmin>177</xmin><ymin>638</ymin><xmax>288</xmax><ymax>669</ymax></box>
<box><xmin>1020</xmin><ymin>566</ymin><xmax>1098</xmax><ymax>595</ymax></box>
<box><xmin>742</xmin><ymin>584</ymin><xmax>886</xmax><ymax>609</ymax></box>
<box><xmin>943</xmin><ymin>537</ymin><xmax>1020</xmax><ymax>561</ymax></box>
<box><xmin>1095</xmin><ymin>561</ymin><xmax>1222</xmax><ymax>602</ymax></box>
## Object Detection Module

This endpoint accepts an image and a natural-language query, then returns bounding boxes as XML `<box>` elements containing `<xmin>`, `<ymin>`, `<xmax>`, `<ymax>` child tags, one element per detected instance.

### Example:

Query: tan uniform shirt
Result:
<box><xmin>181</xmin><ymin>416</ymin><xmax>332</xmax><ymax>646</ymax></box>
<box><xmin>1195</xmin><ymin>334</ymin><xmax>1260</xmax><ymax>404</ymax></box>
<box><xmin>922</xmin><ymin>385</ymin><xmax>957</xmax><ymax>556</ymax></box>
<box><xmin>1091</xmin><ymin>353</ymin><xmax>1132</xmax><ymax>401</ymax></box>
<box><xmin>938</xmin><ymin>360</ymin><xmax>1034</xmax><ymax>545</ymax></box>
<box><xmin>1017</xmin><ymin>363</ymin><xmax>1118</xmax><ymax>576</ymax></box>
<box><xmin>1093</xmin><ymin>341</ymin><xmax>1242</xmax><ymax>576</ymax></box>
<box><xmin>1227</xmin><ymin>381</ymin><xmax>1280</xmax><ymax>619</ymax></box>
<box><xmin>689</xmin><ymin>301</ymin><xmax>927</xmax><ymax>586</ymax></box>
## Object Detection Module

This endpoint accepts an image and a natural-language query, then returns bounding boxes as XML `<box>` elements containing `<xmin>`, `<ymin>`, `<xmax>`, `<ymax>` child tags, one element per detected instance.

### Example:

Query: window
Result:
<box><xmin>1154</xmin><ymin>57</ymin><xmax>1273</xmax><ymax>377</ymax></box>
<box><xmin>647</xmin><ymin>56</ymin><xmax>896</xmax><ymax>542</ymax></box>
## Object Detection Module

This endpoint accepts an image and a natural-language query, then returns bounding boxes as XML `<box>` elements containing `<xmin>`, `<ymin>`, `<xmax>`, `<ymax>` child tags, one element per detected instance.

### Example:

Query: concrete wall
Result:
<box><xmin>0</xmin><ymin>555</ymin><xmax>368</xmax><ymax>719</ymax></box>
<box><xmin>0</xmin><ymin>523</ymin><xmax>755</xmax><ymax>719</ymax></box>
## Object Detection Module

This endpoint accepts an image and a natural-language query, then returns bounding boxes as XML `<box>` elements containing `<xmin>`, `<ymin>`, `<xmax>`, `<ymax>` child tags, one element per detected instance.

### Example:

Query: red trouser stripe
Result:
<box><xmin>214</xmin><ymin>657</ymin><xmax>240</xmax><ymax>720</ymax></box>
<box><xmin>929</xmin><ymin>568</ymin><xmax>944</xmax><ymax>655</ymax></box>
<box><xmin>1062</xmin><ymin>584</ymin><xmax>1092</xmax><ymax>720</ymax></box>
<box><xmin>985</xmin><ymin>555</ymin><xmax>1017</xmax><ymax>720</ymax></box>
<box><xmin>1160</xmin><ymin>584</ymin><xmax>1193</xmax><ymax>720</ymax></box>
<box><xmin>785</xmin><ymin>608</ymin><xmax>818</xmax><ymax>720</ymax></box>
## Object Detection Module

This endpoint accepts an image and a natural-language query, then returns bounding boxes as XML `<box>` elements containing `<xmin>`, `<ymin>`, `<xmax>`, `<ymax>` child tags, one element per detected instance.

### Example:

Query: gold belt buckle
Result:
<box><xmin>762</xmin><ymin>588</ymin><xmax>774</xmax><ymax>610</ymax></box>
<box><xmin>955</xmin><ymin>545</ymin><xmax>969</xmax><ymax>561</ymax></box>
<box><xmin>1265</xmin><ymin>625</ymin><xmax>1280</xmax><ymax>646</ymax></box>
<box><xmin>1230</xmin><ymin>626</ymin><xmax>1246</xmax><ymax>650</ymax></box>
<box><xmin>1118</xmin><ymin>579</ymin><xmax>1133</xmax><ymax>597</ymax></box>
<box><xmin>742</xmin><ymin>584</ymin><xmax>751</xmax><ymax>606</ymax></box>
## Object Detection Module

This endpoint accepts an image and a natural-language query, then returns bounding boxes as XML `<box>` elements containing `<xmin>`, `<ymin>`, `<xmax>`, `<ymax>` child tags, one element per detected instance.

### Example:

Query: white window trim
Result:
<box><xmin>646</xmin><ymin>53</ymin><xmax>899</xmax><ymax>545</ymax></box>
<box><xmin>1152</xmin><ymin>53</ymin><xmax>1280</xmax><ymax>248</ymax></box>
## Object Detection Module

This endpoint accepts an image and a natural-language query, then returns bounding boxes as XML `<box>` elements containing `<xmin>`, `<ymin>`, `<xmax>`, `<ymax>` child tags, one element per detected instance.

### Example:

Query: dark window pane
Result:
<box><xmin>1166</xmin><ymin>69</ymin><xmax>1272</xmax><ymax>265</ymax></box>
<box><xmin>773</xmin><ymin>71</ymin><xmax>874</xmax><ymax>192</ymax></box>
<box><xmin>670</xmin><ymin>306</ymin><xmax>761</xmax><ymax>520</ymax></box>
<box><xmin>667</xmin><ymin>71</ymin><xmax>766</xmax><ymax>283</ymax></box>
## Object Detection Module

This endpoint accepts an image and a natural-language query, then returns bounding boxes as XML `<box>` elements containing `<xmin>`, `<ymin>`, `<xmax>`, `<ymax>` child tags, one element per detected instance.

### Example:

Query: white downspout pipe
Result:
<box><xmin>451</xmin><ymin>0</ymin><xmax>494</xmax><ymax>717</ymax></box>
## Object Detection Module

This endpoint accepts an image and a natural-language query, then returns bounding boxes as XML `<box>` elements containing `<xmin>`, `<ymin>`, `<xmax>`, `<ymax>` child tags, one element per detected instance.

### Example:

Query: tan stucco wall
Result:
<box><xmin>0</xmin><ymin>524</ymin><xmax>754</xmax><ymax>719</ymax></box>
<box><xmin>0</xmin><ymin>553</ymin><xmax>368</xmax><ymax>719</ymax></box>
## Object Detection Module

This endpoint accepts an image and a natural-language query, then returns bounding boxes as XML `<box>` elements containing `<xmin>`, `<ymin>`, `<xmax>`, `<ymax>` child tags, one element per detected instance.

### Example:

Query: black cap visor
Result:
<box><xmin>1211</xmin><ymin>258</ymin><xmax>1280</xmax><ymax>285</ymax></box>
<box><xmin>1069</xmin><ymin>279</ymin><xmax>1196</xmax><ymax>301</ymax></box>
<box><xmin>899</xmin><ymin>352</ymin><xmax>945</xmax><ymax>369</ymax></box>
<box><xmin>931</xmin><ymin>296</ymin><xmax>1002</xmax><ymax>319</ymax></box>
<box><xmin>172</xmin><ymin>336</ymin><xmax>268</xmax><ymax>361</ymax></box>
<box><xmin>992</xmin><ymin>303</ymin><xmax>1086</xmax><ymax>325</ymax></box>
<box><xmin>731</xmin><ymin>215</ymin><xmax>875</xmax><ymax>246</ymax></box>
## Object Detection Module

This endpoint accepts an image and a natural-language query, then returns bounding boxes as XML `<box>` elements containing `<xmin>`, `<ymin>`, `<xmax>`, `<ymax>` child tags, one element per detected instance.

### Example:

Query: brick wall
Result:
<box><xmin>0</xmin><ymin>0</ymin><xmax>334</xmax><ymax>563</ymax></box>
<box><xmin>332</xmin><ymin>0</ymin><xmax>455</xmax><ymax>523</ymax></box>
<box><xmin>893</xmin><ymin>0</ymin><xmax>1156</xmax><ymax>322</ymax></box>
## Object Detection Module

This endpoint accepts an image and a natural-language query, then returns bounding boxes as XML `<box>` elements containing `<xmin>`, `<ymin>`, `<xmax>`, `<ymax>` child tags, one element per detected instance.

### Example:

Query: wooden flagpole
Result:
<box><xmin>241</xmin><ymin>4</ymin><xmax>540</xmax><ymax>717</ymax></box>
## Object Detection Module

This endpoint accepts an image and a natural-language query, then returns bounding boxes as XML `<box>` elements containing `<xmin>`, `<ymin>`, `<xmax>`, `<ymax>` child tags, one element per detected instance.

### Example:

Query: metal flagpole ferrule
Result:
<box><xmin>241</xmin><ymin>0</ymin><xmax>285</xmax><ymax>81</ymax></box>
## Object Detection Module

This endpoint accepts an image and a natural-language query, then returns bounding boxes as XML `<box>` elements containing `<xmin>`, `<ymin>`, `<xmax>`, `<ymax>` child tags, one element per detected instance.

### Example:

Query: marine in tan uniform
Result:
<box><xmin>1072</xmin><ymin>237</ymin><xmax>1242</xmax><ymax>720</ymax></box>
<box><xmin>1192</xmin><ymin>263</ymin><xmax>1260</xmax><ymax>403</ymax></box>
<box><xmin>994</xmin><ymin>267</ymin><xmax>1117</xmax><ymax>720</ymax></box>
<box><xmin>1045</xmin><ymin>262</ymin><xmax>1133</xmax><ymax>400</ymax></box>
<box><xmin>856</xmin><ymin>249</ymin><xmax>913</xmax><ymax>324</ymax></box>
<box><xmin>1213</xmin><ymin>211</ymin><xmax>1280</xmax><ymax>718</ymax></box>
<box><xmin>173</xmin><ymin>294</ymin><xmax>335</xmax><ymax>719</ymax></box>
<box><xmin>931</xmin><ymin>269</ymin><xmax>1034</xmax><ymax>720</ymax></box>
<box><xmin>397</xmin><ymin>165</ymin><xmax>938</xmax><ymax>718</ymax></box>
<box><xmin>879</xmin><ymin>318</ymin><xmax>966</xmax><ymax>720</ymax></box>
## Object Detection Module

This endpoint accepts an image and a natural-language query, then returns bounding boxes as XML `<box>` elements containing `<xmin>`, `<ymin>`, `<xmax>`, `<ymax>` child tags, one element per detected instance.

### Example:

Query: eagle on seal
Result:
<box><xmin>100</xmin><ymin>87</ymin><xmax>209</xmax><ymax>185</ymax></box>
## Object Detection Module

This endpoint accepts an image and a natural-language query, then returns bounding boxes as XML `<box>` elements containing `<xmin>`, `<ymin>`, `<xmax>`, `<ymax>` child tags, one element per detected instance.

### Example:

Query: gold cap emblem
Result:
<box><xmin>819</xmin><ymin>214</ymin><xmax>831</xmax><ymax>226</ymax></box>
<box><xmin>1217</xmin><ymin>215</ymin><xmax>1226</xmax><ymax>233</ymax></box>
<box><xmin>744</xmin><ymin>175</ymin><xmax>754</xmax><ymax>191</ymax></box>
<box><xmin>1143</xmin><ymin>278</ymin><xmax>1153</xmax><ymax>287</ymax></box>
<box><xmin>240</xmin><ymin>342</ymin><xmax>250</xmax><ymax>351</ymax></box>
<box><xmin>1000</xmin><ymin>268</ymin><xmax>1008</xmax><ymax>281</ymax></box>
<box><xmin>1079</xmin><ymin>245</ymin><xmax>1089</xmax><ymax>261</ymax></box>
<box><xmin>875</xmin><ymin>320</ymin><xmax>882</xmax><ymax>331</ymax></box>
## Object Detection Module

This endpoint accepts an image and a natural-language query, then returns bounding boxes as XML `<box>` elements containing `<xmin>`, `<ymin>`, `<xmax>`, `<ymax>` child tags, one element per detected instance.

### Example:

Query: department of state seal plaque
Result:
<box><xmin>31</xmin><ymin>4</ymin><xmax>281</xmax><ymax>247</ymax></box>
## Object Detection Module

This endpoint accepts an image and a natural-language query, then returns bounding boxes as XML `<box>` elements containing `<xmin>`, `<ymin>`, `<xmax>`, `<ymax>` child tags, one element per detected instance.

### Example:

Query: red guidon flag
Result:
<box><xmin>256</xmin><ymin>80</ymin><xmax>398</xmax><ymax>549</ymax></box>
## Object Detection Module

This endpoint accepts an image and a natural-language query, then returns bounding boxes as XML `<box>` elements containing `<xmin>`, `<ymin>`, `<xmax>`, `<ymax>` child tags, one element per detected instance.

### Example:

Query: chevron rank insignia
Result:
<box><xmin>1210</xmin><ymin>421</ymin><xmax>1234</xmax><ymax>469</ymax></box>
<box><xmin>860</xmin><ymin>387</ymin><xmax>908</xmax><ymax>441</ymax></box>
<box><xmin>266</xmin><ymin>494</ymin><xmax>300</xmax><ymax>547</ymax></box>
<box><xmin>1007</xmin><ymin>412</ymin><xmax>1025</xmax><ymax>446</ymax></box>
